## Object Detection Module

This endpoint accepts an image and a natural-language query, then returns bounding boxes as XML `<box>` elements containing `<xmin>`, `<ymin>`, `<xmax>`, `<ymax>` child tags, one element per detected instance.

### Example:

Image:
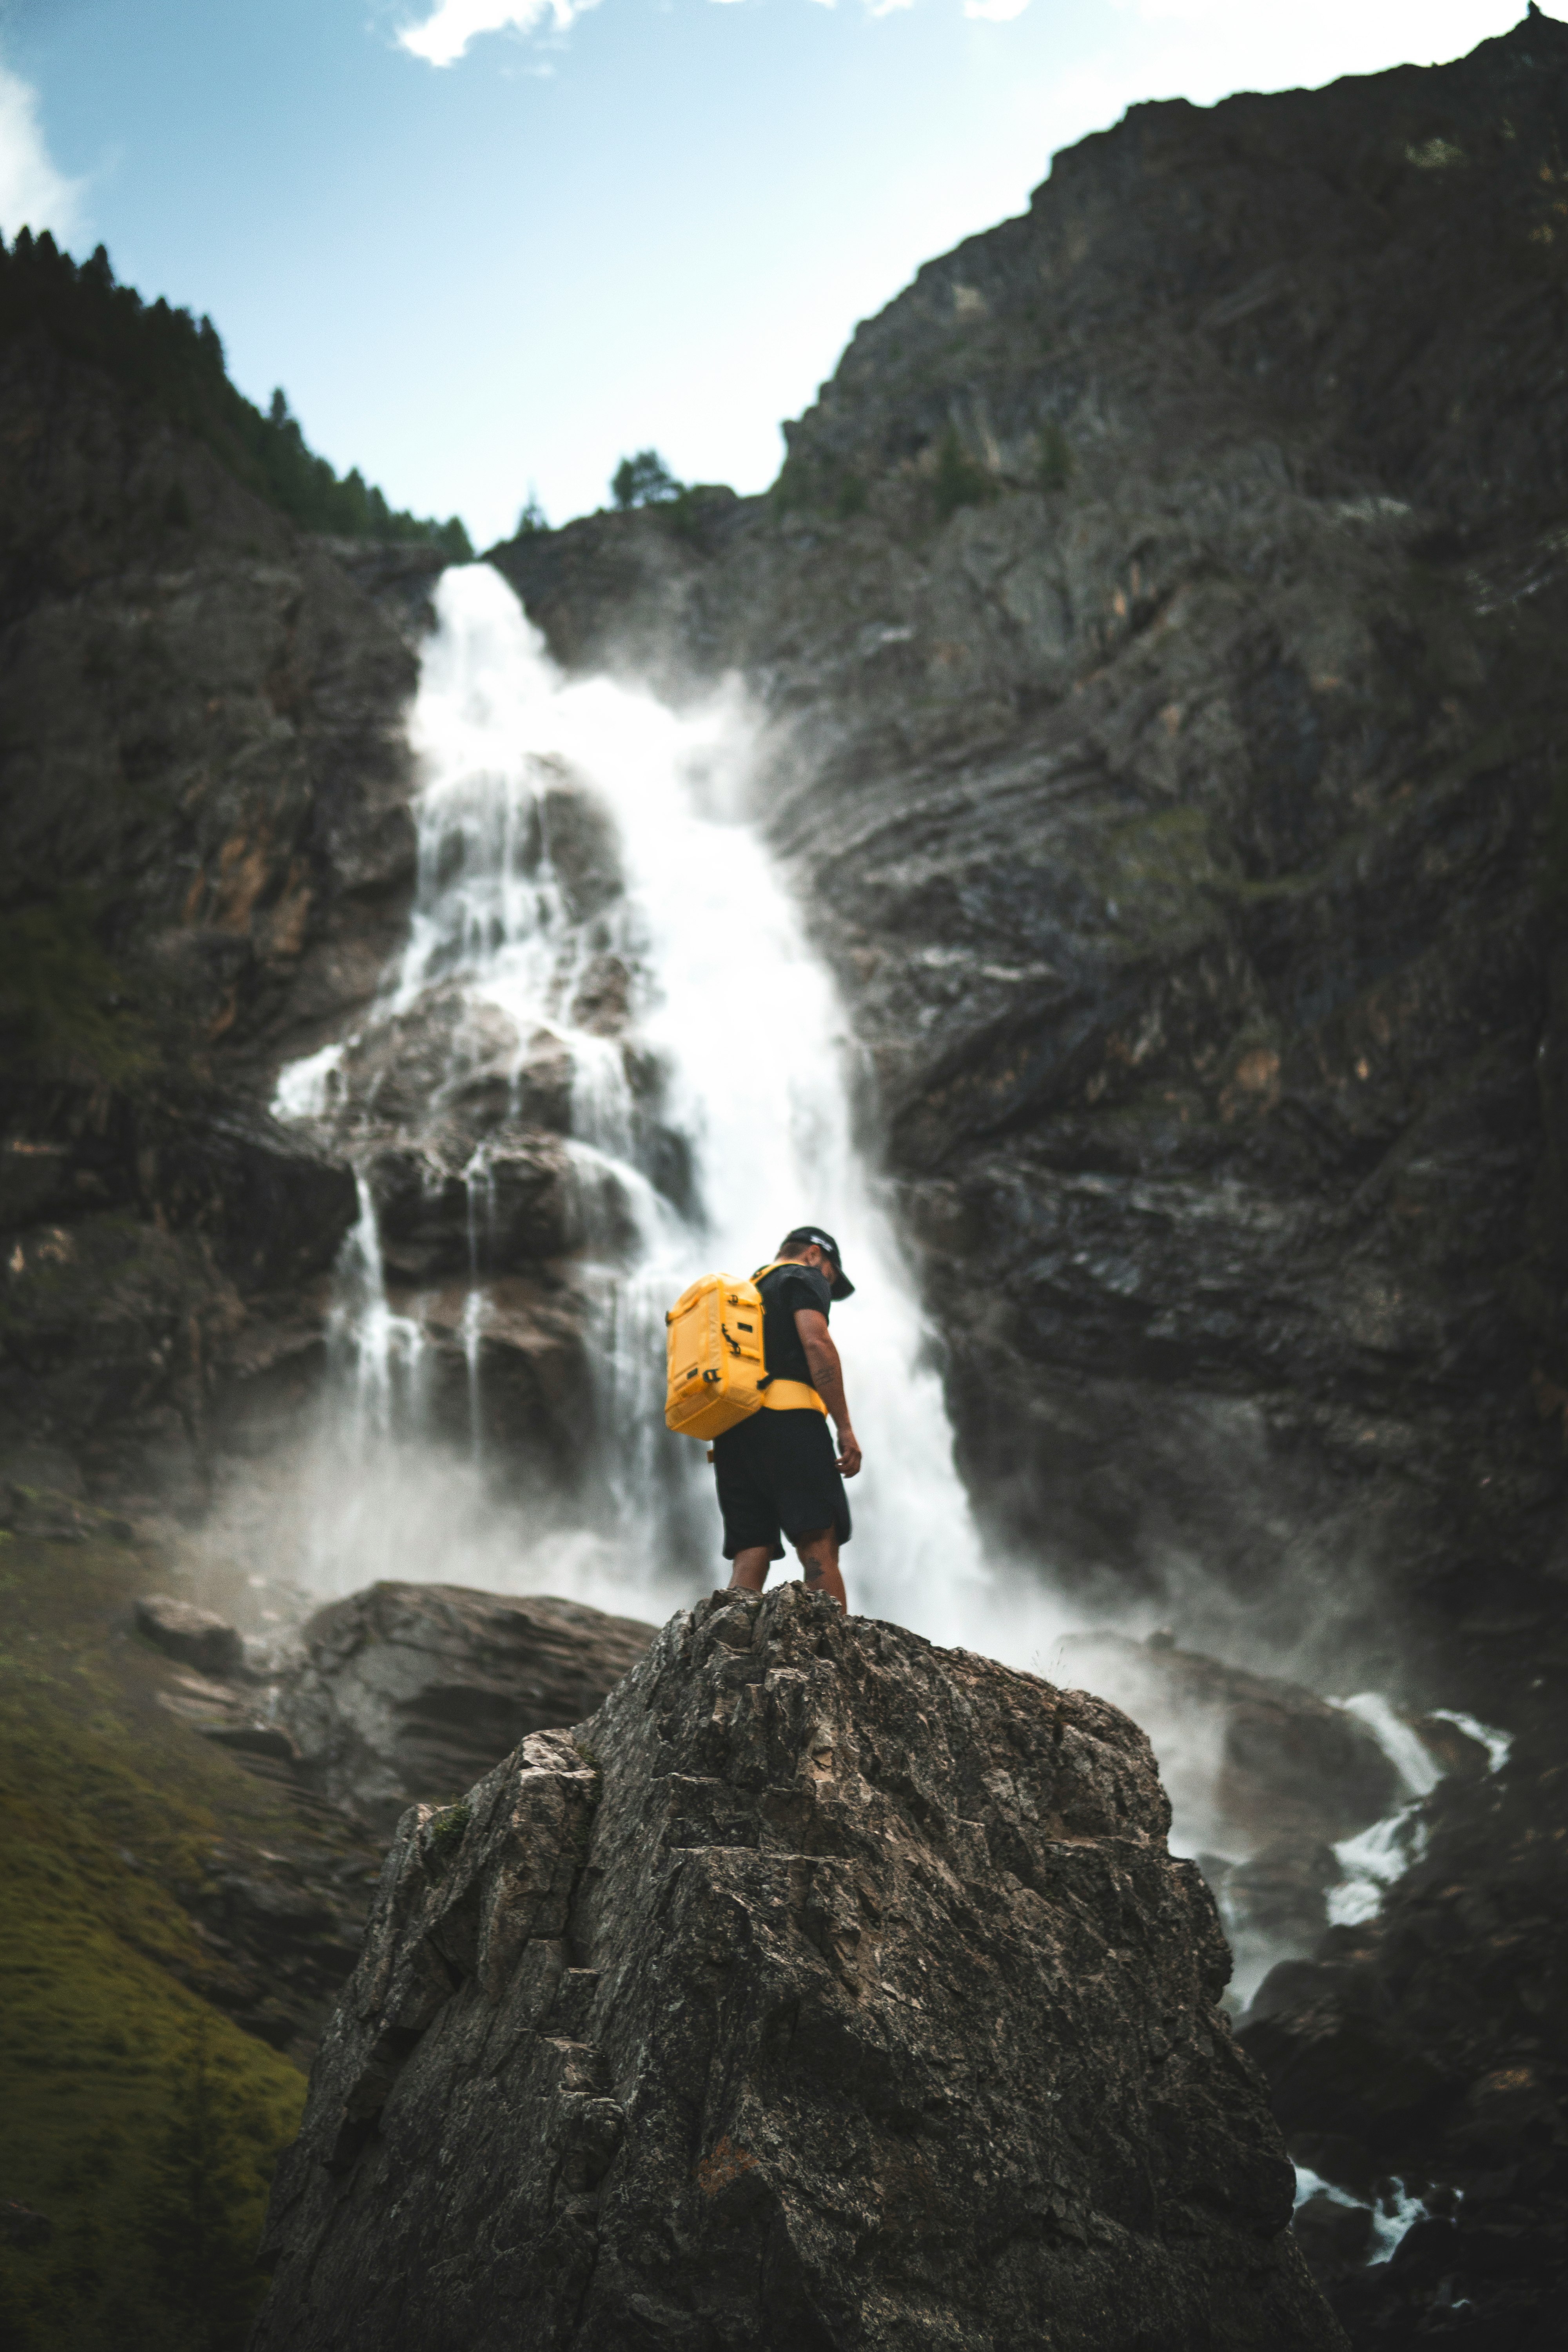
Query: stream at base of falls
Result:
<box><xmin>258</xmin><ymin>561</ymin><xmax>1505</xmax><ymax>2049</ymax></box>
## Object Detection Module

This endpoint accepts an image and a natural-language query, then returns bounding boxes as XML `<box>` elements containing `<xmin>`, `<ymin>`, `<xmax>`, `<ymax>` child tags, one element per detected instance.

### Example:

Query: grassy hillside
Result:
<box><xmin>0</xmin><ymin>1518</ymin><xmax>377</xmax><ymax>2350</ymax></box>
<box><xmin>0</xmin><ymin>227</ymin><xmax>471</xmax><ymax>559</ymax></box>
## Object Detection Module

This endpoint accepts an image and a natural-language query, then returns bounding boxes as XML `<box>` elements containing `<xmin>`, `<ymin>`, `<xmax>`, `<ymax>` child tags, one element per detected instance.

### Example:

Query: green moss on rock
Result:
<box><xmin>0</xmin><ymin>1531</ymin><xmax>314</xmax><ymax>2350</ymax></box>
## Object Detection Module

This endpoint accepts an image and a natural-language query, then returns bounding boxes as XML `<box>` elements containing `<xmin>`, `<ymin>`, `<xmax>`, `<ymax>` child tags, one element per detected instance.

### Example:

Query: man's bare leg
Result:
<box><xmin>793</xmin><ymin>1524</ymin><xmax>847</xmax><ymax>1612</ymax></box>
<box><xmin>728</xmin><ymin>1545</ymin><xmax>773</xmax><ymax>1594</ymax></box>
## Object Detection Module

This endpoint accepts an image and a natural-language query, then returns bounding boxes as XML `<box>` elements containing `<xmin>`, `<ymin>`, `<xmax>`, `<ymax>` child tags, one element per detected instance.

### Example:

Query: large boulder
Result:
<box><xmin>253</xmin><ymin>1586</ymin><xmax>1343</xmax><ymax>2352</ymax></box>
<box><xmin>133</xmin><ymin>1592</ymin><xmax>245</xmax><ymax>1679</ymax></box>
<box><xmin>278</xmin><ymin>1580</ymin><xmax>655</xmax><ymax>1829</ymax></box>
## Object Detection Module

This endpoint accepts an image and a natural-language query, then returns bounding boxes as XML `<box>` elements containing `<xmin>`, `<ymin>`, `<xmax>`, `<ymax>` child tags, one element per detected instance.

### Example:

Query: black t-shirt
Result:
<box><xmin>757</xmin><ymin>1263</ymin><xmax>831</xmax><ymax>1390</ymax></box>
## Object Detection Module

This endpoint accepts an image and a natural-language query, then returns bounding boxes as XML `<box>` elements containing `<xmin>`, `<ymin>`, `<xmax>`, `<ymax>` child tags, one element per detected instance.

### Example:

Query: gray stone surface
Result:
<box><xmin>1064</xmin><ymin>1632</ymin><xmax>1408</xmax><ymax>1979</ymax></box>
<box><xmin>253</xmin><ymin>1585</ymin><xmax>1341</xmax><ymax>2351</ymax></box>
<box><xmin>133</xmin><ymin>1592</ymin><xmax>245</xmax><ymax>1678</ymax></box>
<box><xmin>0</xmin><ymin>319</ymin><xmax>419</xmax><ymax>1508</ymax></box>
<box><xmin>1240</xmin><ymin>1722</ymin><xmax>1568</xmax><ymax>2341</ymax></box>
<box><xmin>1062</xmin><ymin>1633</ymin><xmax>1401</xmax><ymax>1855</ymax></box>
<box><xmin>278</xmin><ymin>1580</ymin><xmax>655</xmax><ymax>1829</ymax></box>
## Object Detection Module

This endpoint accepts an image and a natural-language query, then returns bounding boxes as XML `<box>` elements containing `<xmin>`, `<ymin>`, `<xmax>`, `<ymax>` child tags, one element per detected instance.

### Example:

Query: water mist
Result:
<box><xmin>273</xmin><ymin>565</ymin><xmax>1035</xmax><ymax>1650</ymax></box>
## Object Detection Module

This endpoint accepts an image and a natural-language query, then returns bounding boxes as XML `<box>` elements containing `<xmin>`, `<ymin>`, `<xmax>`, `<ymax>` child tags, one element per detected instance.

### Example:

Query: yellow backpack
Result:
<box><xmin>664</xmin><ymin>1262</ymin><xmax>828</xmax><ymax>1441</ymax></box>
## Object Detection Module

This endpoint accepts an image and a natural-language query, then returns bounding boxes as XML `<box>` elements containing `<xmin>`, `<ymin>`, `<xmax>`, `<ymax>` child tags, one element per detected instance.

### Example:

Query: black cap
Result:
<box><xmin>780</xmin><ymin>1226</ymin><xmax>855</xmax><ymax>1300</ymax></box>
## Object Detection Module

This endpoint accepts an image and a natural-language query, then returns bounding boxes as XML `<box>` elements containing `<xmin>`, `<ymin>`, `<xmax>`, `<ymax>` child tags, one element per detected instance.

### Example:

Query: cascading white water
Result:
<box><xmin>329</xmin><ymin>1172</ymin><xmax>430</xmax><ymax>1439</ymax></box>
<box><xmin>276</xmin><ymin>564</ymin><xmax>1051</xmax><ymax>1651</ymax></box>
<box><xmin>263</xmin><ymin>564</ymin><xmax>1515</xmax><ymax>2021</ymax></box>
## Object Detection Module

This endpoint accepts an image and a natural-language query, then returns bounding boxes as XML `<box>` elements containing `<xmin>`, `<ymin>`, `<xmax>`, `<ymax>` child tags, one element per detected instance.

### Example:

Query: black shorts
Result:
<box><xmin>712</xmin><ymin>1408</ymin><xmax>852</xmax><ymax>1561</ymax></box>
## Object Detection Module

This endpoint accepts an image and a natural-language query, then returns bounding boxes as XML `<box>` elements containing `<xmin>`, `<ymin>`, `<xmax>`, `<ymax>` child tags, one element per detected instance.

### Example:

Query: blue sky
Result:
<box><xmin>0</xmin><ymin>1</ymin><xmax>1548</xmax><ymax>543</ymax></box>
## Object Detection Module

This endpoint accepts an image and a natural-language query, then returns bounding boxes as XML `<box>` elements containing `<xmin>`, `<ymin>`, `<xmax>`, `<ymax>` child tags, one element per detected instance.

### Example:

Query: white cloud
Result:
<box><xmin>396</xmin><ymin>0</ymin><xmax>1052</xmax><ymax>60</ymax></box>
<box><xmin>396</xmin><ymin>0</ymin><xmax>1532</xmax><ymax>72</ymax></box>
<box><xmin>398</xmin><ymin>0</ymin><xmax>591</xmax><ymax>69</ymax></box>
<box><xmin>0</xmin><ymin>60</ymin><xmax>84</xmax><ymax>243</ymax></box>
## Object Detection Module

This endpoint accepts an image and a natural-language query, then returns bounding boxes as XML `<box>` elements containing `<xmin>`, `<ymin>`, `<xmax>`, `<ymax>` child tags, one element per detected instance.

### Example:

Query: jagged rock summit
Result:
<box><xmin>253</xmin><ymin>1586</ymin><xmax>1341</xmax><ymax>2351</ymax></box>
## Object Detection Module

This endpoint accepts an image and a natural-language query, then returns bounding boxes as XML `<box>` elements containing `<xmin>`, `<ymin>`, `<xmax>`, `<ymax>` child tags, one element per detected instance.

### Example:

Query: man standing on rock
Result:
<box><xmin>717</xmin><ymin>1227</ymin><xmax>860</xmax><ymax>1612</ymax></box>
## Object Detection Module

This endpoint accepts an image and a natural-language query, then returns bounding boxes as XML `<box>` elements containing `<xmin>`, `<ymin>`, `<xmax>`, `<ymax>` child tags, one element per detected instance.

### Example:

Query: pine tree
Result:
<box><xmin>611</xmin><ymin>448</ymin><xmax>682</xmax><ymax>509</ymax></box>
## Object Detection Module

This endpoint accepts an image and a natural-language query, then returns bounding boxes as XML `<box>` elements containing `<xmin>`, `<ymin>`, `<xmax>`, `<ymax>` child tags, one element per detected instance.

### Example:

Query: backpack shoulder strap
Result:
<box><xmin>749</xmin><ymin>1260</ymin><xmax>794</xmax><ymax>1285</ymax></box>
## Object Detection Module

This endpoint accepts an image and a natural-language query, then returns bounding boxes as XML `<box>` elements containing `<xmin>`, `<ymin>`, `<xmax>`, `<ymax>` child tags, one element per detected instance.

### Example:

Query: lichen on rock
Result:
<box><xmin>254</xmin><ymin>1585</ymin><xmax>1342</xmax><ymax>2350</ymax></box>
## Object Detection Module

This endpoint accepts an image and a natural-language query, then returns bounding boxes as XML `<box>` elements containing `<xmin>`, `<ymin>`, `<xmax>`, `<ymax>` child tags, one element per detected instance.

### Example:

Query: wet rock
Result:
<box><xmin>1063</xmin><ymin>1632</ymin><xmax>1400</xmax><ymax>1853</ymax></box>
<box><xmin>185</xmin><ymin>1832</ymin><xmax>385</xmax><ymax>2061</ymax></box>
<box><xmin>1448</xmin><ymin>2063</ymin><xmax>1565</xmax><ymax>2163</ymax></box>
<box><xmin>152</xmin><ymin>1666</ymin><xmax>307</xmax><ymax>1773</ymax></box>
<box><xmin>328</xmin><ymin>987</ymin><xmax>475</xmax><ymax>1134</ymax></box>
<box><xmin>411</xmin><ymin>1277</ymin><xmax>598</xmax><ymax>1480</ymax></box>
<box><xmin>1407</xmin><ymin>1712</ymin><xmax>1492</xmax><ymax>1784</ymax></box>
<box><xmin>1240</xmin><ymin>1730</ymin><xmax>1568</xmax><ymax>2343</ymax></box>
<box><xmin>133</xmin><ymin>1595</ymin><xmax>245</xmax><ymax>1679</ymax></box>
<box><xmin>334</xmin><ymin>997</ymin><xmax>575</xmax><ymax>1152</ymax></box>
<box><xmin>1217</xmin><ymin>1833</ymin><xmax>1343</xmax><ymax>1954</ymax></box>
<box><xmin>211</xmin><ymin>1870</ymin><xmax>340</xmax><ymax>1951</ymax></box>
<box><xmin>277</xmin><ymin>1580</ymin><xmax>655</xmax><ymax>1829</ymax></box>
<box><xmin>540</xmin><ymin>780</ymin><xmax>623</xmax><ymax>921</ymax></box>
<box><xmin>320</xmin><ymin>537</ymin><xmax>449</xmax><ymax>640</ymax></box>
<box><xmin>253</xmin><ymin>1585</ymin><xmax>1343</xmax><ymax>2352</ymax></box>
<box><xmin>365</xmin><ymin>1136</ymin><xmax>572</xmax><ymax>1281</ymax></box>
<box><xmin>1248</xmin><ymin>1979</ymin><xmax>1458</xmax><ymax>2154</ymax></box>
<box><xmin>569</xmin><ymin>951</ymin><xmax>630</xmax><ymax>1034</ymax></box>
<box><xmin>0</xmin><ymin>1132</ymin><xmax>107</xmax><ymax>1228</ymax></box>
<box><xmin>141</xmin><ymin>1112</ymin><xmax>358</xmax><ymax>1296</ymax></box>
<box><xmin>1292</xmin><ymin>2192</ymin><xmax>1374</xmax><ymax>2287</ymax></box>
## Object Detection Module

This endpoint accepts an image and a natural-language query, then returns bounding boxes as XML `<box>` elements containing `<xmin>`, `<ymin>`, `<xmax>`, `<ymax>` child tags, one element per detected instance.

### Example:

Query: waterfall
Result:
<box><xmin>275</xmin><ymin>564</ymin><xmax>1031</xmax><ymax>1649</ymax></box>
<box><xmin>262</xmin><ymin>563</ymin><xmax>1513</xmax><ymax>2022</ymax></box>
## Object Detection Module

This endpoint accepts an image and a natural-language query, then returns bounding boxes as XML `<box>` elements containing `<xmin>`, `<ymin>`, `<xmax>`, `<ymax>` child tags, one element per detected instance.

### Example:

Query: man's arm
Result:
<box><xmin>793</xmin><ymin>1308</ymin><xmax>862</xmax><ymax>1477</ymax></box>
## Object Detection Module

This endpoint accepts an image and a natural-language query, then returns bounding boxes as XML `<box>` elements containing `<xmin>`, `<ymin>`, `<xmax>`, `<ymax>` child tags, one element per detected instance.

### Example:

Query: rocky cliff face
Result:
<box><xmin>495</xmin><ymin>12</ymin><xmax>1568</xmax><ymax>1718</ymax></box>
<box><xmin>253</xmin><ymin>1585</ymin><xmax>1341</xmax><ymax>2352</ymax></box>
<box><xmin>0</xmin><ymin>323</ymin><xmax>436</xmax><ymax>1511</ymax></box>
